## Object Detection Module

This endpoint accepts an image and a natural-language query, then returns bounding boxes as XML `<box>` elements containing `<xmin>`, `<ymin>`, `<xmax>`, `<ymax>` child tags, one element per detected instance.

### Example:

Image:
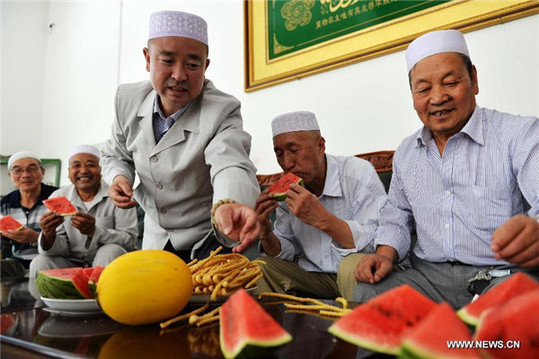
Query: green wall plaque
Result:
<box><xmin>268</xmin><ymin>0</ymin><xmax>451</xmax><ymax>60</ymax></box>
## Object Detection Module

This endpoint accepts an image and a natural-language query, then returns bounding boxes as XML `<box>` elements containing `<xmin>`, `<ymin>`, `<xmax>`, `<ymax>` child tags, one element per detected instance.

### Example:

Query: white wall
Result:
<box><xmin>2</xmin><ymin>0</ymin><xmax>538</xmax><ymax>188</ymax></box>
<box><xmin>1</xmin><ymin>1</ymin><xmax>49</xmax><ymax>158</ymax></box>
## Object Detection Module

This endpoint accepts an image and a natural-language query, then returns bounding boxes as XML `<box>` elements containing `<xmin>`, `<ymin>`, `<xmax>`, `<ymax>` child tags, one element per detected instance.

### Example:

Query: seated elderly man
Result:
<box><xmin>354</xmin><ymin>30</ymin><xmax>539</xmax><ymax>308</ymax></box>
<box><xmin>255</xmin><ymin>111</ymin><xmax>387</xmax><ymax>299</ymax></box>
<box><xmin>1</xmin><ymin>152</ymin><xmax>58</xmax><ymax>277</ymax></box>
<box><xmin>30</xmin><ymin>145</ymin><xmax>138</xmax><ymax>277</ymax></box>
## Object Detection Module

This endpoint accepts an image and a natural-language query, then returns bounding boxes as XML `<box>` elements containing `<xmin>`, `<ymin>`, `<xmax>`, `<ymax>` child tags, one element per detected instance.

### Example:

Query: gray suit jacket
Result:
<box><xmin>101</xmin><ymin>79</ymin><xmax>259</xmax><ymax>253</ymax></box>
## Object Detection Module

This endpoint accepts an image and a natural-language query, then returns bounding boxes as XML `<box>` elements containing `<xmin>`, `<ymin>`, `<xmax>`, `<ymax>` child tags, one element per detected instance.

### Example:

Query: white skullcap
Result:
<box><xmin>8</xmin><ymin>151</ymin><xmax>42</xmax><ymax>170</ymax></box>
<box><xmin>406</xmin><ymin>30</ymin><xmax>469</xmax><ymax>72</ymax></box>
<box><xmin>272</xmin><ymin>111</ymin><xmax>320</xmax><ymax>138</ymax></box>
<box><xmin>69</xmin><ymin>145</ymin><xmax>100</xmax><ymax>160</ymax></box>
<box><xmin>149</xmin><ymin>10</ymin><xmax>208</xmax><ymax>45</ymax></box>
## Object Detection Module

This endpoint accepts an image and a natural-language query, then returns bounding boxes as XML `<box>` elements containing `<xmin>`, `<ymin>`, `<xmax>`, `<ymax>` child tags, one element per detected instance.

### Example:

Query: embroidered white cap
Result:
<box><xmin>406</xmin><ymin>29</ymin><xmax>469</xmax><ymax>72</ymax></box>
<box><xmin>271</xmin><ymin>111</ymin><xmax>320</xmax><ymax>138</ymax></box>
<box><xmin>148</xmin><ymin>10</ymin><xmax>208</xmax><ymax>45</ymax></box>
<box><xmin>7</xmin><ymin>151</ymin><xmax>42</xmax><ymax>170</ymax></box>
<box><xmin>69</xmin><ymin>145</ymin><xmax>100</xmax><ymax>160</ymax></box>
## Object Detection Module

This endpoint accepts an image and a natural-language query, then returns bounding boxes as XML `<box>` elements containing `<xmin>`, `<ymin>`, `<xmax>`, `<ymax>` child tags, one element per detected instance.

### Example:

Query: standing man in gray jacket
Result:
<box><xmin>101</xmin><ymin>10</ymin><xmax>260</xmax><ymax>261</ymax></box>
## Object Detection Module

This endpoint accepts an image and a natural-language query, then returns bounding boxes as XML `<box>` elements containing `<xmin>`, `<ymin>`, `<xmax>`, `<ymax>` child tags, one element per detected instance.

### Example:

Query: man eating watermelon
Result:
<box><xmin>353</xmin><ymin>30</ymin><xmax>539</xmax><ymax>308</ymax></box>
<box><xmin>29</xmin><ymin>145</ymin><xmax>138</xmax><ymax>278</ymax></box>
<box><xmin>254</xmin><ymin>111</ymin><xmax>387</xmax><ymax>300</ymax></box>
<box><xmin>1</xmin><ymin>152</ymin><xmax>58</xmax><ymax>278</ymax></box>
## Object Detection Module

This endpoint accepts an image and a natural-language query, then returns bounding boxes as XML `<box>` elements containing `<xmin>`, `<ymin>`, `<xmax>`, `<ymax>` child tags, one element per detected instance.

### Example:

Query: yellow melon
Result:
<box><xmin>97</xmin><ymin>250</ymin><xmax>192</xmax><ymax>325</ymax></box>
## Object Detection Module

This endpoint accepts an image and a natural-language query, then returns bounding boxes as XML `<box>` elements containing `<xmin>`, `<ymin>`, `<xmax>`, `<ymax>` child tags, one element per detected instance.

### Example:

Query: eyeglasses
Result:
<box><xmin>10</xmin><ymin>165</ymin><xmax>41</xmax><ymax>176</ymax></box>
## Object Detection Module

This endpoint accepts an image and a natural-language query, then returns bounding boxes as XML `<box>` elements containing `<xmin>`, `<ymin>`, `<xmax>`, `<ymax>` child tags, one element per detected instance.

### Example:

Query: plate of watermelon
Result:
<box><xmin>36</xmin><ymin>266</ymin><xmax>105</xmax><ymax>315</ymax></box>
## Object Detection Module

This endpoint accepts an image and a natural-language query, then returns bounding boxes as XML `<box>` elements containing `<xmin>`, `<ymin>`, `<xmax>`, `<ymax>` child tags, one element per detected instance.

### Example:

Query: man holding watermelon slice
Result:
<box><xmin>254</xmin><ymin>111</ymin><xmax>387</xmax><ymax>299</ymax></box>
<box><xmin>100</xmin><ymin>11</ymin><xmax>260</xmax><ymax>262</ymax></box>
<box><xmin>29</xmin><ymin>145</ymin><xmax>138</xmax><ymax>278</ymax></box>
<box><xmin>353</xmin><ymin>30</ymin><xmax>539</xmax><ymax>308</ymax></box>
<box><xmin>1</xmin><ymin>152</ymin><xmax>57</xmax><ymax>277</ymax></box>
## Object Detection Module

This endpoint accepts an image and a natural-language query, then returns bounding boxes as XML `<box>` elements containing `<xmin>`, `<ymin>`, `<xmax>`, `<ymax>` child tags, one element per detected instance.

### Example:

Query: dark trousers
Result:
<box><xmin>163</xmin><ymin>235</ymin><xmax>232</xmax><ymax>263</ymax></box>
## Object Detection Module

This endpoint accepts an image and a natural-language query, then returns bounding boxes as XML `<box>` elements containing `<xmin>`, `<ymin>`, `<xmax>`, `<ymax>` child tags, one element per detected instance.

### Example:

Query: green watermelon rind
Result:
<box><xmin>220</xmin><ymin>333</ymin><xmax>293</xmax><ymax>359</ymax></box>
<box><xmin>36</xmin><ymin>274</ymin><xmax>79</xmax><ymax>299</ymax></box>
<box><xmin>37</xmin><ymin>272</ymin><xmax>86</xmax><ymax>299</ymax></box>
<box><xmin>328</xmin><ymin>324</ymin><xmax>400</xmax><ymax>355</ymax></box>
<box><xmin>400</xmin><ymin>339</ymin><xmax>477</xmax><ymax>359</ymax></box>
<box><xmin>36</xmin><ymin>269</ymin><xmax>91</xmax><ymax>299</ymax></box>
<box><xmin>398</xmin><ymin>345</ymin><xmax>430</xmax><ymax>359</ymax></box>
<box><xmin>456</xmin><ymin>308</ymin><xmax>479</xmax><ymax>327</ymax></box>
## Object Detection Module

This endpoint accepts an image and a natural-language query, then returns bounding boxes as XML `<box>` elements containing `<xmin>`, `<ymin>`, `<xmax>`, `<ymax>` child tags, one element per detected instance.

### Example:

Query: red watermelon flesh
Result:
<box><xmin>43</xmin><ymin>196</ymin><xmax>77</xmax><ymax>216</ymax></box>
<box><xmin>36</xmin><ymin>267</ymin><xmax>92</xmax><ymax>299</ymax></box>
<box><xmin>475</xmin><ymin>288</ymin><xmax>539</xmax><ymax>359</ymax></box>
<box><xmin>1</xmin><ymin>314</ymin><xmax>16</xmax><ymax>335</ymax></box>
<box><xmin>88</xmin><ymin>266</ymin><xmax>104</xmax><ymax>299</ymax></box>
<box><xmin>401</xmin><ymin>303</ymin><xmax>481</xmax><ymax>359</ymax></box>
<box><xmin>457</xmin><ymin>272</ymin><xmax>539</xmax><ymax>326</ymax></box>
<box><xmin>267</xmin><ymin>173</ymin><xmax>304</xmax><ymax>201</ymax></box>
<box><xmin>0</xmin><ymin>215</ymin><xmax>24</xmax><ymax>233</ymax></box>
<box><xmin>83</xmin><ymin>267</ymin><xmax>94</xmax><ymax>279</ymax></box>
<box><xmin>220</xmin><ymin>288</ymin><xmax>292</xmax><ymax>359</ymax></box>
<box><xmin>328</xmin><ymin>284</ymin><xmax>438</xmax><ymax>355</ymax></box>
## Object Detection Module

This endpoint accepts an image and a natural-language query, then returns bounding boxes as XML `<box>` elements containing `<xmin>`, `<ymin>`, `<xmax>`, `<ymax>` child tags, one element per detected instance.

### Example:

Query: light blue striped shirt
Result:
<box><xmin>376</xmin><ymin>106</ymin><xmax>539</xmax><ymax>266</ymax></box>
<box><xmin>273</xmin><ymin>154</ymin><xmax>388</xmax><ymax>273</ymax></box>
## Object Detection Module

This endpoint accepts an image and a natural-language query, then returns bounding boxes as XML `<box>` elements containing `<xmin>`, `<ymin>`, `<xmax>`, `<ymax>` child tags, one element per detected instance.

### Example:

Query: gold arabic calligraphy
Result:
<box><xmin>320</xmin><ymin>0</ymin><xmax>361</xmax><ymax>13</ymax></box>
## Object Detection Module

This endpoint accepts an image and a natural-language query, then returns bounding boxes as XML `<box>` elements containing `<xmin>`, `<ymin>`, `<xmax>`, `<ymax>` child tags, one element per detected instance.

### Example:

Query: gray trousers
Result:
<box><xmin>29</xmin><ymin>243</ymin><xmax>127</xmax><ymax>278</ymax></box>
<box><xmin>353</xmin><ymin>255</ymin><xmax>539</xmax><ymax>309</ymax></box>
<box><xmin>254</xmin><ymin>256</ymin><xmax>342</xmax><ymax>299</ymax></box>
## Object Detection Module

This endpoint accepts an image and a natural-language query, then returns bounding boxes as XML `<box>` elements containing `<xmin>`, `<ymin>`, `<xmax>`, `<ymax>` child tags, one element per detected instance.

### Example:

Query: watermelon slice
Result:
<box><xmin>0</xmin><ymin>215</ymin><xmax>24</xmax><ymax>233</ymax></box>
<box><xmin>220</xmin><ymin>288</ymin><xmax>292</xmax><ymax>359</ymax></box>
<box><xmin>267</xmin><ymin>173</ymin><xmax>304</xmax><ymax>201</ymax></box>
<box><xmin>36</xmin><ymin>267</ymin><xmax>92</xmax><ymax>299</ymax></box>
<box><xmin>42</xmin><ymin>196</ymin><xmax>77</xmax><ymax>216</ymax></box>
<box><xmin>88</xmin><ymin>266</ymin><xmax>104</xmax><ymax>299</ymax></box>
<box><xmin>457</xmin><ymin>272</ymin><xmax>539</xmax><ymax>326</ymax></box>
<box><xmin>400</xmin><ymin>303</ymin><xmax>480</xmax><ymax>359</ymax></box>
<box><xmin>475</xmin><ymin>288</ymin><xmax>539</xmax><ymax>359</ymax></box>
<box><xmin>328</xmin><ymin>284</ymin><xmax>438</xmax><ymax>355</ymax></box>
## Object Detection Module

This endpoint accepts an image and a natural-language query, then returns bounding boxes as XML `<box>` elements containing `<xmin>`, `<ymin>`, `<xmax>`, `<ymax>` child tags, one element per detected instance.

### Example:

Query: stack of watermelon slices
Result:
<box><xmin>328</xmin><ymin>273</ymin><xmax>539</xmax><ymax>358</ymax></box>
<box><xmin>36</xmin><ymin>266</ymin><xmax>104</xmax><ymax>300</ymax></box>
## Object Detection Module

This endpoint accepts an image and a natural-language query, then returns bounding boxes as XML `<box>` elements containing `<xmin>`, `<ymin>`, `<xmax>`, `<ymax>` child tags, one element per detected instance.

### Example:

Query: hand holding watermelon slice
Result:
<box><xmin>266</xmin><ymin>173</ymin><xmax>304</xmax><ymax>201</ymax></box>
<box><xmin>43</xmin><ymin>196</ymin><xmax>78</xmax><ymax>216</ymax></box>
<box><xmin>0</xmin><ymin>215</ymin><xmax>24</xmax><ymax>234</ymax></box>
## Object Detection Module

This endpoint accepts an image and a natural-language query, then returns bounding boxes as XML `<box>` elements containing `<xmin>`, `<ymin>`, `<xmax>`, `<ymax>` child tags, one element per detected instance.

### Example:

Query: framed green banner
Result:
<box><xmin>244</xmin><ymin>0</ymin><xmax>539</xmax><ymax>92</ymax></box>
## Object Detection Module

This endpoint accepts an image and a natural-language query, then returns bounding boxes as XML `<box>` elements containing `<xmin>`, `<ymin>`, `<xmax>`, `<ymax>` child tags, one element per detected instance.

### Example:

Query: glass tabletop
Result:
<box><xmin>1</xmin><ymin>278</ymin><xmax>390</xmax><ymax>359</ymax></box>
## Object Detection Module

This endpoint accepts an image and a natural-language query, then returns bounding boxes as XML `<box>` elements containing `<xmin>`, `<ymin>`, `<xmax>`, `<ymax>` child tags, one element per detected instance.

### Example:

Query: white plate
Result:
<box><xmin>189</xmin><ymin>286</ymin><xmax>256</xmax><ymax>304</ymax></box>
<box><xmin>40</xmin><ymin>297</ymin><xmax>101</xmax><ymax>312</ymax></box>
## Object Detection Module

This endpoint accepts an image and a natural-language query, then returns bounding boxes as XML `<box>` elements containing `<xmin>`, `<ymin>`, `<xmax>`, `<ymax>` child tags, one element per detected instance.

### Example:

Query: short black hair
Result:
<box><xmin>408</xmin><ymin>53</ymin><xmax>474</xmax><ymax>89</ymax></box>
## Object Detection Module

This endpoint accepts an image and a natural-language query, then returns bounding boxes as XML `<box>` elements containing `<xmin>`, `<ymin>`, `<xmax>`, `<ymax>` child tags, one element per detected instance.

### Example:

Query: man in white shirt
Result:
<box><xmin>255</xmin><ymin>111</ymin><xmax>387</xmax><ymax>299</ymax></box>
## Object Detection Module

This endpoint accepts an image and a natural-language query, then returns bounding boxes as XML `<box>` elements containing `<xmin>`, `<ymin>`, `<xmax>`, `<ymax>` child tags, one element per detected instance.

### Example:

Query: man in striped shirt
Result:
<box><xmin>353</xmin><ymin>30</ymin><xmax>538</xmax><ymax>308</ymax></box>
